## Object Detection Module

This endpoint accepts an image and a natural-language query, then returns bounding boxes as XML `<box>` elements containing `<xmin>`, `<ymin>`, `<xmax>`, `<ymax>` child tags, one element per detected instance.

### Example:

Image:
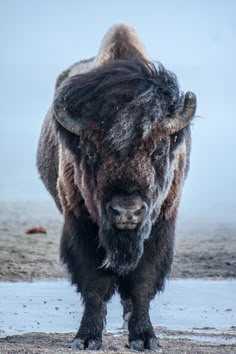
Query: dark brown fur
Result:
<box><xmin>37</xmin><ymin>25</ymin><xmax>195</xmax><ymax>351</ymax></box>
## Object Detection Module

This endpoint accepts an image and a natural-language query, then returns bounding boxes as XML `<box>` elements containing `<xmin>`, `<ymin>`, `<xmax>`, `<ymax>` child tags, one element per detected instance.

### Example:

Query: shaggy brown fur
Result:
<box><xmin>37</xmin><ymin>24</ymin><xmax>196</xmax><ymax>351</ymax></box>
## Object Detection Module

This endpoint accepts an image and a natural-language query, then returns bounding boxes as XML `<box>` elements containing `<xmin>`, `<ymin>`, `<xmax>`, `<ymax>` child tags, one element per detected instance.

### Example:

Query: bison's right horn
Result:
<box><xmin>158</xmin><ymin>91</ymin><xmax>197</xmax><ymax>135</ymax></box>
<box><xmin>53</xmin><ymin>92</ymin><xmax>81</xmax><ymax>135</ymax></box>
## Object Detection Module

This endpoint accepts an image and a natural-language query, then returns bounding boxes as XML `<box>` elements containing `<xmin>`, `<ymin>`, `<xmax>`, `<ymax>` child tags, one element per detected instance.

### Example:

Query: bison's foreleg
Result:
<box><xmin>71</xmin><ymin>274</ymin><xmax>114</xmax><ymax>350</ymax></box>
<box><xmin>128</xmin><ymin>297</ymin><xmax>160</xmax><ymax>351</ymax></box>
<box><xmin>119</xmin><ymin>279</ymin><xmax>160</xmax><ymax>350</ymax></box>
<box><xmin>61</xmin><ymin>213</ymin><xmax>115</xmax><ymax>350</ymax></box>
<box><xmin>72</xmin><ymin>293</ymin><xmax>106</xmax><ymax>350</ymax></box>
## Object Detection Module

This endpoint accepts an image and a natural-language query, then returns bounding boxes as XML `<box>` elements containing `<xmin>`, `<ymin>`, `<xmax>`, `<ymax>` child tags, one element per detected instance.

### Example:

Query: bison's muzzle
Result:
<box><xmin>107</xmin><ymin>195</ymin><xmax>148</xmax><ymax>230</ymax></box>
<box><xmin>99</xmin><ymin>194</ymin><xmax>151</xmax><ymax>275</ymax></box>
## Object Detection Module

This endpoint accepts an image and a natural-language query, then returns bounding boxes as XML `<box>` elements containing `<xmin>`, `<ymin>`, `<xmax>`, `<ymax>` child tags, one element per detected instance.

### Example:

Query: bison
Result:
<box><xmin>37</xmin><ymin>24</ymin><xmax>196</xmax><ymax>351</ymax></box>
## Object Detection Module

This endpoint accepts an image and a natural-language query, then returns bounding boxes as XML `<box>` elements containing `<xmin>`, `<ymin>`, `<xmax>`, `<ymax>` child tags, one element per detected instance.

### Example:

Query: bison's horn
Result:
<box><xmin>159</xmin><ymin>91</ymin><xmax>197</xmax><ymax>135</ymax></box>
<box><xmin>53</xmin><ymin>93</ymin><xmax>81</xmax><ymax>135</ymax></box>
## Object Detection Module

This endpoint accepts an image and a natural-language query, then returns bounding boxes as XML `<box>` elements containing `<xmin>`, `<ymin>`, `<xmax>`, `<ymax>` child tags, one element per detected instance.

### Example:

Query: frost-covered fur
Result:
<box><xmin>37</xmin><ymin>24</ymin><xmax>195</xmax><ymax>351</ymax></box>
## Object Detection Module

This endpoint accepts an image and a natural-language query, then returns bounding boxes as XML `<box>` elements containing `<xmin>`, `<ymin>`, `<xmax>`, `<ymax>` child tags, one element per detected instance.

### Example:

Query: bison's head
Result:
<box><xmin>54</xmin><ymin>60</ymin><xmax>196</xmax><ymax>275</ymax></box>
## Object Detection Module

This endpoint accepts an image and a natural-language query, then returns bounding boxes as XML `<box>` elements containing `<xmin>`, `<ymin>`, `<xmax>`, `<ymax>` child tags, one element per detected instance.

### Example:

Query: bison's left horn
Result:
<box><xmin>159</xmin><ymin>91</ymin><xmax>197</xmax><ymax>135</ymax></box>
<box><xmin>53</xmin><ymin>93</ymin><xmax>81</xmax><ymax>135</ymax></box>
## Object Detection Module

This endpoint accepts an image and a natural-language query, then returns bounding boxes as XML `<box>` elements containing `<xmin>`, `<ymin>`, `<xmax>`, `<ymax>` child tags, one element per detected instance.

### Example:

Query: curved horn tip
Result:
<box><xmin>53</xmin><ymin>96</ymin><xmax>81</xmax><ymax>135</ymax></box>
<box><xmin>185</xmin><ymin>91</ymin><xmax>197</xmax><ymax>104</ymax></box>
<box><xmin>184</xmin><ymin>91</ymin><xmax>197</xmax><ymax>118</ymax></box>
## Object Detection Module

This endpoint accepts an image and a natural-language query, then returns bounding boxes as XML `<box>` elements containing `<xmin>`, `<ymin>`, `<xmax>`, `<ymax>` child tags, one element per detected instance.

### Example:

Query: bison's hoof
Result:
<box><xmin>129</xmin><ymin>336</ymin><xmax>160</xmax><ymax>351</ymax></box>
<box><xmin>71</xmin><ymin>338</ymin><xmax>84</xmax><ymax>350</ymax></box>
<box><xmin>71</xmin><ymin>338</ymin><xmax>102</xmax><ymax>351</ymax></box>
<box><xmin>129</xmin><ymin>339</ymin><xmax>144</xmax><ymax>351</ymax></box>
<box><xmin>147</xmin><ymin>337</ymin><xmax>160</xmax><ymax>350</ymax></box>
<box><xmin>87</xmin><ymin>339</ymin><xmax>102</xmax><ymax>350</ymax></box>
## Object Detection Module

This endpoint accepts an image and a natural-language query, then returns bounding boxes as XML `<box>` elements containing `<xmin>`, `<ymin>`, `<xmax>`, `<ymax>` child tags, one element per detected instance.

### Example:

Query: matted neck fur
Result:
<box><xmin>37</xmin><ymin>24</ymin><xmax>196</xmax><ymax>351</ymax></box>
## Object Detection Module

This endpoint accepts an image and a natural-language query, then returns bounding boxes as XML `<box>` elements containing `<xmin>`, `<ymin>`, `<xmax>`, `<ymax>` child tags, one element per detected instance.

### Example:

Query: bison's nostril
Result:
<box><xmin>108</xmin><ymin>205</ymin><xmax>121</xmax><ymax>216</ymax></box>
<box><xmin>134</xmin><ymin>205</ymin><xmax>146</xmax><ymax>216</ymax></box>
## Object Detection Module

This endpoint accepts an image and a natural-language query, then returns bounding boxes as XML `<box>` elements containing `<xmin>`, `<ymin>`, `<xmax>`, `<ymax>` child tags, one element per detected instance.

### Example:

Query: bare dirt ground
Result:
<box><xmin>0</xmin><ymin>331</ymin><xmax>235</xmax><ymax>354</ymax></box>
<box><xmin>0</xmin><ymin>201</ymin><xmax>235</xmax><ymax>281</ymax></box>
<box><xmin>0</xmin><ymin>201</ymin><xmax>235</xmax><ymax>353</ymax></box>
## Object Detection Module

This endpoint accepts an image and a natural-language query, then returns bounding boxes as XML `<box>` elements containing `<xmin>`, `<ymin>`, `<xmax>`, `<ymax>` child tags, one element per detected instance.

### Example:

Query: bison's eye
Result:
<box><xmin>151</xmin><ymin>141</ymin><xmax>166</xmax><ymax>161</ymax></box>
<box><xmin>85</xmin><ymin>141</ymin><xmax>98</xmax><ymax>164</ymax></box>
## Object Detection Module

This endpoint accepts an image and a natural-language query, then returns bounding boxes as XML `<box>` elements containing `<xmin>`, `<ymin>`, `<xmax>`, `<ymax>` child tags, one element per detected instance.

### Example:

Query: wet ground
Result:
<box><xmin>0</xmin><ymin>279</ymin><xmax>236</xmax><ymax>338</ymax></box>
<box><xmin>0</xmin><ymin>280</ymin><xmax>235</xmax><ymax>353</ymax></box>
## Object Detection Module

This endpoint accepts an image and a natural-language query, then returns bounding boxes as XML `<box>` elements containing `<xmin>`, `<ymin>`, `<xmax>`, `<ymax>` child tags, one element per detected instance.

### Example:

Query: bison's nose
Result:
<box><xmin>107</xmin><ymin>196</ymin><xmax>147</xmax><ymax>230</ymax></box>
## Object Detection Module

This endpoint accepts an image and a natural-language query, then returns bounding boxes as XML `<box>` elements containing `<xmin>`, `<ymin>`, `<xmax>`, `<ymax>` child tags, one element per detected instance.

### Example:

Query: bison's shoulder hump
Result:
<box><xmin>55</xmin><ymin>24</ymin><xmax>149</xmax><ymax>89</ymax></box>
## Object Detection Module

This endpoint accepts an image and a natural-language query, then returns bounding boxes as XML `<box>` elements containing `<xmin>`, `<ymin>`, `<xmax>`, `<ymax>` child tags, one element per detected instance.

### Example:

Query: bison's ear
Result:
<box><xmin>158</xmin><ymin>92</ymin><xmax>197</xmax><ymax>135</ymax></box>
<box><xmin>95</xmin><ymin>24</ymin><xmax>150</xmax><ymax>65</ymax></box>
<box><xmin>53</xmin><ymin>89</ymin><xmax>81</xmax><ymax>135</ymax></box>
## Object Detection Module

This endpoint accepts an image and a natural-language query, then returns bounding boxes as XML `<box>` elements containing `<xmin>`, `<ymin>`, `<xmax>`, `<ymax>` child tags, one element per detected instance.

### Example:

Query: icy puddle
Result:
<box><xmin>0</xmin><ymin>279</ymin><xmax>235</xmax><ymax>344</ymax></box>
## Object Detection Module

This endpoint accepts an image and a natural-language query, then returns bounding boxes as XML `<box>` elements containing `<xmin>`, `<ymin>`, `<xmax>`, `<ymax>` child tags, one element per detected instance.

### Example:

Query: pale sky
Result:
<box><xmin>0</xmin><ymin>0</ymin><xmax>235</xmax><ymax>220</ymax></box>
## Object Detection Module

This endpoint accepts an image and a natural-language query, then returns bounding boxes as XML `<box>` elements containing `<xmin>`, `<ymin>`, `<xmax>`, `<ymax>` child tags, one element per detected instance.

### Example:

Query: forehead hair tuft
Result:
<box><xmin>56</xmin><ymin>59</ymin><xmax>183</xmax><ymax>151</ymax></box>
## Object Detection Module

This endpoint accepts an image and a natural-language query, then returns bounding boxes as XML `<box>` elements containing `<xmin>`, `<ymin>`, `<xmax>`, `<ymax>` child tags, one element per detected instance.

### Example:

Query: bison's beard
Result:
<box><xmin>99</xmin><ymin>219</ymin><xmax>151</xmax><ymax>276</ymax></box>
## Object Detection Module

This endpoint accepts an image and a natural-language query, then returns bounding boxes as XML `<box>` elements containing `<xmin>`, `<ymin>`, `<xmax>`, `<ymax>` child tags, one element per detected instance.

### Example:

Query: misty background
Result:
<box><xmin>0</xmin><ymin>0</ymin><xmax>235</xmax><ymax>223</ymax></box>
